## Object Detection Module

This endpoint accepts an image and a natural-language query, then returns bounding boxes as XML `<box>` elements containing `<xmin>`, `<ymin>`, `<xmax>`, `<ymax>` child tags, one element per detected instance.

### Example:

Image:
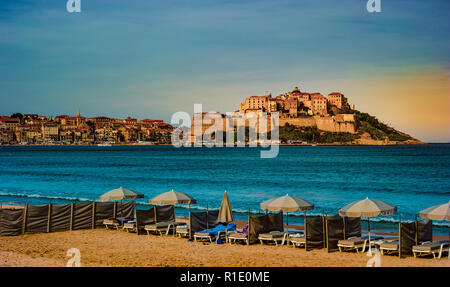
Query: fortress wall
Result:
<box><xmin>279</xmin><ymin>118</ymin><xmax>316</xmax><ymax>127</ymax></box>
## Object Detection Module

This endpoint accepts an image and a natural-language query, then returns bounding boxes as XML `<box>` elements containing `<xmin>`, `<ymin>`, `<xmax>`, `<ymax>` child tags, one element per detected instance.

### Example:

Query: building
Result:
<box><xmin>0</xmin><ymin>117</ymin><xmax>20</xmax><ymax>130</ymax></box>
<box><xmin>41</xmin><ymin>123</ymin><xmax>59</xmax><ymax>141</ymax></box>
<box><xmin>328</xmin><ymin>92</ymin><xmax>348</xmax><ymax>109</ymax></box>
<box><xmin>239</xmin><ymin>95</ymin><xmax>268</xmax><ymax>113</ymax></box>
<box><xmin>284</xmin><ymin>99</ymin><xmax>298</xmax><ymax>117</ymax></box>
<box><xmin>311</xmin><ymin>93</ymin><xmax>328</xmax><ymax>116</ymax></box>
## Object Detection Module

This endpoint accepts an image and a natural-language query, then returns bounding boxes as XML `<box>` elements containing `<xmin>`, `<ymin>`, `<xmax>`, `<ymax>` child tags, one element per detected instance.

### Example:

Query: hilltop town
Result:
<box><xmin>0</xmin><ymin>111</ymin><xmax>174</xmax><ymax>145</ymax></box>
<box><xmin>234</xmin><ymin>87</ymin><xmax>424</xmax><ymax>145</ymax></box>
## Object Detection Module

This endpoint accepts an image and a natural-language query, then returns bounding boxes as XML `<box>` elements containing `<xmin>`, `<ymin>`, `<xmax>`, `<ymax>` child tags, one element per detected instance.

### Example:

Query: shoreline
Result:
<box><xmin>0</xmin><ymin>142</ymin><xmax>432</xmax><ymax>147</ymax></box>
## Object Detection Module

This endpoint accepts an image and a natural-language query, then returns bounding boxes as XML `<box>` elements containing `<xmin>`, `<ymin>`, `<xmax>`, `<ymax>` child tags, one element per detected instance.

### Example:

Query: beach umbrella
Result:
<box><xmin>419</xmin><ymin>202</ymin><xmax>450</xmax><ymax>221</ymax></box>
<box><xmin>419</xmin><ymin>201</ymin><xmax>450</xmax><ymax>251</ymax></box>
<box><xmin>149</xmin><ymin>189</ymin><xmax>197</xmax><ymax>205</ymax></box>
<box><xmin>99</xmin><ymin>186</ymin><xmax>144</xmax><ymax>217</ymax></box>
<box><xmin>218</xmin><ymin>190</ymin><xmax>234</xmax><ymax>243</ymax></box>
<box><xmin>339</xmin><ymin>197</ymin><xmax>397</xmax><ymax>255</ymax></box>
<box><xmin>149</xmin><ymin>189</ymin><xmax>197</xmax><ymax>237</ymax></box>
<box><xmin>260</xmin><ymin>194</ymin><xmax>314</xmax><ymax>243</ymax></box>
<box><xmin>100</xmin><ymin>186</ymin><xmax>144</xmax><ymax>201</ymax></box>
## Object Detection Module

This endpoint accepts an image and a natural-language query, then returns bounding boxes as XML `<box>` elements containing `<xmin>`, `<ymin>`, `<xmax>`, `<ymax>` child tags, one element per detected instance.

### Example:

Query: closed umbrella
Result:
<box><xmin>218</xmin><ymin>190</ymin><xmax>234</xmax><ymax>243</ymax></box>
<box><xmin>99</xmin><ymin>186</ymin><xmax>144</xmax><ymax>217</ymax></box>
<box><xmin>260</xmin><ymin>194</ymin><xmax>314</xmax><ymax>244</ymax></box>
<box><xmin>339</xmin><ymin>197</ymin><xmax>397</xmax><ymax>255</ymax></box>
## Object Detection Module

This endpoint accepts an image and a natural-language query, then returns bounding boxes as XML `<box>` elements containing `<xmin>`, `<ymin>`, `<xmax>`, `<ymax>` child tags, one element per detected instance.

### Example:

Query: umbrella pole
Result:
<box><xmin>286</xmin><ymin>212</ymin><xmax>289</xmax><ymax>246</ymax></box>
<box><xmin>247</xmin><ymin>208</ymin><xmax>250</xmax><ymax>246</ymax></box>
<box><xmin>367</xmin><ymin>217</ymin><xmax>372</xmax><ymax>256</ymax></box>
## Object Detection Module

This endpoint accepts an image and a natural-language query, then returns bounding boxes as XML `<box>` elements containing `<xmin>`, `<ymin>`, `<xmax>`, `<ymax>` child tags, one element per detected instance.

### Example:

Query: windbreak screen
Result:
<box><xmin>416</xmin><ymin>219</ymin><xmax>433</xmax><ymax>244</ymax></box>
<box><xmin>116</xmin><ymin>201</ymin><xmax>135</xmax><ymax>218</ymax></box>
<box><xmin>72</xmin><ymin>202</ymin><xmax>93</xmax><ymax>230</ymax></box>
<box><xmin>0</xmin><ymin>209</ymin><xmax>24</xmax><ymax>236</ymax></box>
<box><xmin>94</xmin><ymin>202</ymin><xmax>115</xmax><ymax>228</ymax></box>
<box><xmin>399</xmin><ymin>222</ymin><xmax>415</xmax><ymax>258</ymax></box>
<box><xmin>25</xmin><ymin>204</ymin><xmax>49</xmax><ymax>233</ymax></box>
<box><xmin>326</xmin><ymin>215</ymin><xmax>344</xmax><ymax>252</ymax></box>
<box><xmin>136</xmin><ymin>208</ymin><xmax>155</xmax><ymax>235</ymax></box>
<box><xmin>50</xmin><ymin>204</ymin><xmax>71</xmax><ymax>232</ymax></box>
<box><xmin>344</xmin><ymin>216</ymin><xmax>361</xmax><ymax>239</ymax></box>
<box><xmin>155</xmin><ymin>205</ymin><xmax>175</xmax><ymax>223</ymax></box>
<box><xmin>189</xmin><ymin>210</ymin><xmax>220</xmax><ymax>238</ymax></box>
<box><xmin>248</xmin><ymin>212</ymin><xmax>283</xmax><ymax>244</ymax></box>
<box><xmin>306</xmin><ymin>216</ymin><xmax>324</xmax><ymax>251</ymax></box>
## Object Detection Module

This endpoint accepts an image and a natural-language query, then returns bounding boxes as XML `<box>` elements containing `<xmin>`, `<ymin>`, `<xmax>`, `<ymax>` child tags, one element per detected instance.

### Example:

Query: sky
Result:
<box><xmin>0</xmin><ymin>0</ymin><xmax>449</xmax><ymax>142</ymax></box>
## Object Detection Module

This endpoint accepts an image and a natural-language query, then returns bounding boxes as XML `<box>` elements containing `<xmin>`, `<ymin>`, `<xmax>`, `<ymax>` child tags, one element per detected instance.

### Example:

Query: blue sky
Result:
<box><xmin>0</xmin><ymin>0</ymin><xmax>449</xmax><ymax>141</ymax></box>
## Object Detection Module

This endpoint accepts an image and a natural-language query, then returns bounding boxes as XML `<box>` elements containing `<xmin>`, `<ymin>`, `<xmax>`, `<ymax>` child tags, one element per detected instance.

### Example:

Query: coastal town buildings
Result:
<box><xmin>0</xmin><ymin>111</ymin><xmax>174</xmax><ymax>145</ymax></box>
<box><xmin>237</xmin><ymin>87</ymin><xmax>354</xmax><ymax>117</ymax></box>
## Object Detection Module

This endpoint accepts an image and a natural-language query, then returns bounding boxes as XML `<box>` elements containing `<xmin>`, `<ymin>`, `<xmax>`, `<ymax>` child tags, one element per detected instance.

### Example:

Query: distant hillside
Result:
<box><xmin>280</xmin><ymin>110</ymin><xmax>425</xmax><ymax>145</ymax></box>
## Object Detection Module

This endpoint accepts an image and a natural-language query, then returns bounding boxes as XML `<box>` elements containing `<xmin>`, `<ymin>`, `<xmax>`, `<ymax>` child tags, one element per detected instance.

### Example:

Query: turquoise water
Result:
<box><xmin>0</xmin><ymin>144</ymin><xmax>449</xmax><ymax>233</ymax></box>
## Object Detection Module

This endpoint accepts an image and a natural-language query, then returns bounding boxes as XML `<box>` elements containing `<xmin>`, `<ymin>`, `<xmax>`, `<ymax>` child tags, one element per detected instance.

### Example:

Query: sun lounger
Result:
<box><xmin>258</xmin><ymin>231</ymin><xmax>285</xmax><ymax>246</ymax></box>
<box><xmin>122</xmin><ymin>220</ymin><xmax>137</xmax><ymax>232</ymax></box>
<box><xmin>337</xmin><ymin>235</ymin><xmax>384</xmax><ymax>253</ymax></box>
<box><xmin>144</xmin><ymin>221</ymin><xmax>186</xmax><ymax>236</ymax></box>
<box><xmin>175</xmin><ymin>224</ymin><xmax>189</xmax><ymax>238</ymax></box>
<box><xmin>103</xmin><ymin>217</ymin><xmax>131</xmax><ymax>230</ymax></box>
<box><xmin>412</xmin><ymin>241</ymin><xmax>450</xmax><ymax>259</ymax></box>
<box><xmin>337</xmin><ymin>237</ymin><xmax>368</xmax><ymax>253</ymax></box>
<box><xmin>379</xmin><ymin>240</ymin><xmax>399</xmax><ymax>255</ymax></box>
<box><xmin>103</xmin><ymin>218</ymin><xmax>120</xmax><ymax>230</ymax></box>
<box><xmin>194</xmin><ymin>223</ymin><xmax>237</xmax><ymax>243</ymax></box>
<box><xmin>287</xmin><ymin>231</ymin><xmax>306</xmax><ymax>247</ymax></box>
<box><xmin>228</xmin><ymin>223</ymin><xmax>249</xmax><ymax>245</ymax></box>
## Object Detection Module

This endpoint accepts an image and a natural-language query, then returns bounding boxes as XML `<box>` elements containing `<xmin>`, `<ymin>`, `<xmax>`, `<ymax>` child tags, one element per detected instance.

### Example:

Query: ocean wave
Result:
<box><xmin>0</xmin><ymin>191</ymin><xmax>91</xmax><ymax>202</ymax></box>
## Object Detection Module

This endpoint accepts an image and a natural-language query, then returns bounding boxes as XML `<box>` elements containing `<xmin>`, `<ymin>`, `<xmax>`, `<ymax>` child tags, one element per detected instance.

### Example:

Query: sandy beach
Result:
<box><xmin>1</xmin><ymin>225</ymin><xmax>448</xmax><ymax>267</ymax></box>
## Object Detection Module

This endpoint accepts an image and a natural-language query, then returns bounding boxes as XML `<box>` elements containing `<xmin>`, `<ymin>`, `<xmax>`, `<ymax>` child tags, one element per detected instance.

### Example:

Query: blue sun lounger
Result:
<box><xmin>194</xmin><ymin>223</ymin><xmax>237</xmax><ymax>243</ymax></box>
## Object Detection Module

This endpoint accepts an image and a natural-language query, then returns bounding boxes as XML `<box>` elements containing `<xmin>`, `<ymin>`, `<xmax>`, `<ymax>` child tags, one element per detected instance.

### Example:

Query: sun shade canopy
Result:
<box><xmin>99</xmin><ymin>186</ymin><xmax>144</xmax><ymax>201</ymax></box>
<box><xmin>339</xmin><ymin>197</ymin><xmax>397</xmax><ymax>217</ymax></box>
<box><xmin>260</xmin><ymin>194</ymin><xmax>314</xmax><ymax>212</ymax></box>
<box><xmin>149</xmin><ymin>189</ymin><xmax>197</xmax><ymax>205</ymax></box>
<box><xmin>419</xmin><ymin>202</ymin><xmax>450</xmax><ymax>221</ymax></box>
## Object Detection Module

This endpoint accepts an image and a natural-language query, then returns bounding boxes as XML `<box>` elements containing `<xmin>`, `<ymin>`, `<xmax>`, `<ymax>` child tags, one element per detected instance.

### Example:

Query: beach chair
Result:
<box><xmin>379</xmin><ymin>240</ymin><xmax>399</xmax><ymax>255</ymax></box>
<box><xmin>144</xmin><ymin>221</ymin><xmax>186</xmax><ymax>236</ymax></box>
<box><xmin>412</xmin><ymin>241</ymin><xmax>450</xmax><ymax>259</ymax></box>
<box><xmin>337</xmin><ymin>235</ymin><xmax>384</xmax><ymax>253</ymax></box>
<box><xmin>288</xmin><ymin>232</ymin><xmax>306</xmax><ymax>248</ymax></box>
<box><xmin>228</xmin><ymin>223</ymin><xmax>249</xmax><ymax>245</ymax></box>
<box><xmin>103</xmin><ymin>217</ymin><xmax>131</xmax><ymax>230</ymax></box>
<box><xmin>103</xmin><ymin>218</ymin><xmax>120</xmax><ymax>230</ymax></box>
<box><xmin>194</xmin><ymin>223</ymin><xmax>236</xmax><ymax>243</ymax></box>
<box><xmin>122</xmin><ymin>220</ymin><xmax>137</xmax><ymax>232</ymax></box>
<box><xmin>337</xmin><ymin>237</ymin><xmax>368</xmax><ymax>253</ymax></box>
<box><xmin>175</xmin><ymin>224</ymin><xmax>190</xmax><ymax>238</ymax></box>
<box><xmin>258</xmin><ymin>231</ymin><xmax>285</xmax><ymax>246</ymax></box>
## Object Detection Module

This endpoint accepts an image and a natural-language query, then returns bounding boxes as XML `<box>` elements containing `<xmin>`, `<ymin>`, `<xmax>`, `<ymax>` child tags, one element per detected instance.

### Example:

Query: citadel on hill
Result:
<box><xmin>189</xmin><ymin>87</ymin><xmax>423</xmax><ymax>145</ymax></box>
<box><xmin>237</xmin><ymin>87</ymin><xmax>357</xmax><ymax>134</ymax></box>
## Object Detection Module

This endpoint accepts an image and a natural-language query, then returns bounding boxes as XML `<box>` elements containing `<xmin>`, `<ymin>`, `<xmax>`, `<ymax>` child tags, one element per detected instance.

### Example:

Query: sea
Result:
<box><xmin>1</xmin><ymin>144</ymin><xmax>449</xmax><ymax>234</ymax></box>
